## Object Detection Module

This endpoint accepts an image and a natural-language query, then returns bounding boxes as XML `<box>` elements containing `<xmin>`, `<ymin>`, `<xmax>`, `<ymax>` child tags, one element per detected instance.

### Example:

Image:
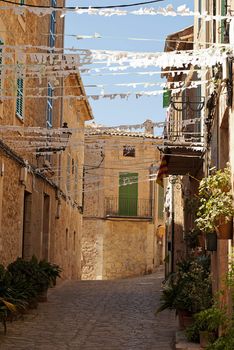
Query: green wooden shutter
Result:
<box><xmin>157</xmin><ymin>185</ymin><xmax>164</xmax><ymax>220</ymax></box>
<box><xmin>16</xmin><ymin>78</ymin><xmax>24</xmax><ymax>118</ymax></box>
<box><xmin>163</xmin><ymin>89</ymin><xmax>171</xmax><ymax>108</ymax></box>
<box><xmin>221</xmin><ymin>0</ymin><xmax>227</xmax><ymax>43</ymax></box>
<box><xmin>119</xmin><ymin>173</ymin><xmax>138</xmax><ymax>216</ymax></box>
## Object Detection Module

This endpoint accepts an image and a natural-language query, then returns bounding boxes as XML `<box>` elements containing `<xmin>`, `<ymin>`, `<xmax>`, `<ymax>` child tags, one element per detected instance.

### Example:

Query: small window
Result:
<box><xmin>123</xmin><ymin>146</ymin><xmax>135</xmax><ymax>158</ymax></box>
<box><xmin>16</xmin><ymin>77</ymin><xmax>24</xmax><ymax>119</ymax></box>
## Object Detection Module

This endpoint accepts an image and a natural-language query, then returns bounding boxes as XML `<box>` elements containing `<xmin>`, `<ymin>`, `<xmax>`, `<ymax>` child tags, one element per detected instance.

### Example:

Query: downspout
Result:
<box><xmin>58</xmin><ymin>0</ymin><xmax>65</xmax><ymax>189</ymax></box>
<box><xmin>171</xmin><ymin>180</ymin><xmax>175</xmax><ymax>273</ymax></box>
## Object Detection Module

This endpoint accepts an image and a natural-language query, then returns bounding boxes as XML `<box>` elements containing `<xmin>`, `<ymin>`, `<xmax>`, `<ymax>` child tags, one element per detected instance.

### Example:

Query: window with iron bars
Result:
<box><xmin>47</xmin><ymin>83</ymin><xmax>53</xmax><ymax>128</ymax></box>
<box><xmin>16</xmin><ymin>77</ymin><xmax>24</xmax><ymax>119</ymax></box>
<box><xmin>49</xmin><ymin>0</ymin><xmax>57</xmax><ymax>48</ymax></box>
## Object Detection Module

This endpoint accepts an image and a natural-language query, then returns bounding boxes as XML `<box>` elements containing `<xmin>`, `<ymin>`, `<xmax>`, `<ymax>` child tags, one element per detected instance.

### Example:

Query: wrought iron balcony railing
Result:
<box><xmin>164</xmin><ymin>96</ymin><xmax>205</xmax><ymax>144</ymax></box>
<box><xmin>105</xmin><ymin>197</ymin><xmax>153</xmax><ymax>218</ymax></box>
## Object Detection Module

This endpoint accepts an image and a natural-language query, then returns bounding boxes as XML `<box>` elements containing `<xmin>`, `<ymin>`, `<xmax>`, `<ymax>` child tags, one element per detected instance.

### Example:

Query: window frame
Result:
<box><xmin>49</xmin><ymin>0</ymin><xmax>57</xmax><ymax>48</ymax></box>
<box><xmin>123</xmin><ymin>145</ymin><xmax>136</xmax><ymax>158</ymax></box>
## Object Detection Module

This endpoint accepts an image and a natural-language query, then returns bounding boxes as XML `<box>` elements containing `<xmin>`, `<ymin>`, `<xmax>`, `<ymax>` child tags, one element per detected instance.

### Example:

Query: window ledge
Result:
<box><xmin>16</xmin><ymin>112</ymin><xmax>24</xmax><ymax>123</ymax></box>
<box><xmin>105</xmin><ymin>215</ymin><xmax>152</xmax><ymax>222</ymax></box>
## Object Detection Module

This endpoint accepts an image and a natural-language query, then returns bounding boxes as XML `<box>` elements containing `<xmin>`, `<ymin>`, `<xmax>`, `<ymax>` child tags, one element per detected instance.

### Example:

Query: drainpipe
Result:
<box><xmin>171</xmin><ymin>179</ymin><xmax>175</xmax><ymax>273</ymax></box>
<box><xmin>58</xmin><ymin>1</ymin><xmax>65</xmax><ymax>189</ymax></box>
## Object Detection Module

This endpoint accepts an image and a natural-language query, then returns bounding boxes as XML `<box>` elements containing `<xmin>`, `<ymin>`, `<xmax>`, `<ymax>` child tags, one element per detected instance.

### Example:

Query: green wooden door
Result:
<box><xmin>119</xmin><ymin>173</ymin><xmax>138</xmax><ymax>216</ymax></box>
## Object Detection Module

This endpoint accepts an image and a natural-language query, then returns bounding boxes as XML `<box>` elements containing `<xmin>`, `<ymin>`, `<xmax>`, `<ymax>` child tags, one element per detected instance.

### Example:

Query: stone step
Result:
<box><xmin>175</xmin><ymin>331</ymin><xmax>201</xmax><ymax>350</ymax></box>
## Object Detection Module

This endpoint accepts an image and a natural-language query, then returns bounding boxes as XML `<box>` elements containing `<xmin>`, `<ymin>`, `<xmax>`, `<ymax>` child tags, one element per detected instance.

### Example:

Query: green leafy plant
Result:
<box><xmin>38</xmin><ymin>259</ymin><xmax>61</xmax><ymax>287</ymax></box>
<box><xmin>184</xmin><ymin>228</ymin><xmax>201</xmax><ymax>249</ymax></box>
<box><xmin>205</xmin><ymin>325</ymin><xmax>234</xmax><ymax>350</ymax></box>
<box><xmin>0</xmin><ymin>257</ymin><xmax>62</xmax><ymax>334</ymax></box>
<box><xmin>186</xmin><ymin>306</ymin><xmax>227</xmax><ymax>343</ymax></box>
<box><xmin>0</xmin><ymin>265</ymin><xmax>26</xmax><ymax>334</ymax></box>
<box><xmin>195</xmin><ymin>166</ymin><xmax>234</xmax><ymax>234</ymax></box>
<box><xmin>157</xmin><ymin>256</ymin><xmax>212</xmax><ymax>314</ymax></box>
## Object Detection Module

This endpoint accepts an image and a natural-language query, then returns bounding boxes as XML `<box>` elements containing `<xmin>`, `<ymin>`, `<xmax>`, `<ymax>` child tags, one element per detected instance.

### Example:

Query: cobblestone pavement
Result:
<box><xmin>0</xmin><ymin>267</ymin><xmax>178</xmax><ymax>350</ymax></box>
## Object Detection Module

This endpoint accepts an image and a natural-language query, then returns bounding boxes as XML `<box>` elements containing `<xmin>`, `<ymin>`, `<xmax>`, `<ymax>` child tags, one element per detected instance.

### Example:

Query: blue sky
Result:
<box><xmin>65</xmin><ymin>0</ymin><xmax>194</xmax><ymax>131</ymax></box>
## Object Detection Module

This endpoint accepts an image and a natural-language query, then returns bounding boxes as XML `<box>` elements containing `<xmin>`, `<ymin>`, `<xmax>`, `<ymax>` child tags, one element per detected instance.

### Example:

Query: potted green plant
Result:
<box><xmin>192</xmin><ymin>306</ymin><xmax>227</xmax><ymax>348</ymax></box>
<box><xmin>38</xmin><ymin>259</ymin><xmax>61</xmax><ymax>287</ymax></box>
<box><xmin>205</xmin><ymin>324</ymin><xmax>234</xmax><ymax>350</ymax></box>
<box><xmin>157</xmin><ymin>256</ymin><xmax>212</xmax><ymax>329</ymax></box>
<box><xmin>195</xmin><ymin>166</ymin><xmax>234</xmax><ymax>239</ymax></box>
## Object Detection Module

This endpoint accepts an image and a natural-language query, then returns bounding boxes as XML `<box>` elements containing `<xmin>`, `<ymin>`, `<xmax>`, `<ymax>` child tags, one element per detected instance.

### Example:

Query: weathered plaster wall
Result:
<box><xmin>82</xmin><ymin>133</ymin><xmax>163</xmax><ymax>280</ymax></box>
<box><xmin>0</xmin><ymin>154</ymin><xmax>24</xmax><ymax>265</ymax></box>
<box><xmin>0</xmin><ymin>4</ymin><xmax>92</xmax><ymax>281</ymax></box>
<box><xmin>103</xmin><ymin>220</ymin><xmax>154</xmax><ymax>279</ymax></box>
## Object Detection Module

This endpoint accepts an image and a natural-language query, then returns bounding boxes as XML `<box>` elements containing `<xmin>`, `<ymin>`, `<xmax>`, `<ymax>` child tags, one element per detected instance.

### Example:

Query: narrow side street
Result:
<box><xmin>0</xmin><ymin>267</ymin><xmax>177</xmax><ymax>350</ymax></box>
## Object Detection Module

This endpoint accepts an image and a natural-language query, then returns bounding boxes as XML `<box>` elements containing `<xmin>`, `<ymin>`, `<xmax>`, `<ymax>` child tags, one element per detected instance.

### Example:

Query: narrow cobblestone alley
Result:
<box><xmin>0</xmin><ymin>267</ymin><xmax>178</xmax><ymax>350</ymax></box>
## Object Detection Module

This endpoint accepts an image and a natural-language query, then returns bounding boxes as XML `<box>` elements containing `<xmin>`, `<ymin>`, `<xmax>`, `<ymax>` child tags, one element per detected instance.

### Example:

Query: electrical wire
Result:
<box><xmin>0</xmin><ymin>0</ymin><xmax>165</xmax><ymax>10</ymax></box>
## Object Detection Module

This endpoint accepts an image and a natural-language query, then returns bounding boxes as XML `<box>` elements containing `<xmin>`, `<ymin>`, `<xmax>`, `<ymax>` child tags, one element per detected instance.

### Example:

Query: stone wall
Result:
<box><xmin>103</xmin><ymin>220</ymin><xmax>154</xmax><ymax>279</ymax></box>
<box><xmin>0</xmin><ymin>3</ymin><xmax>93</xmax><ymax>280</ymax></box>
<box><xmin>81</xmin><ymin>219</ymin><xmax>104</xmax><ymax>280</ymax></box>
<box><xmin>0</xmin><ymin>153</ymin><xmax>24</xmax><ymax>265</ymax></box>
<box><xmin>82</xmin><ymin>218</ymin><xmax>155</xmax><ymax>280</ymax></box>
<box><xmin>82</xmin><ymin>133</ymin><xmax>163</xmax><ymax>280</ymax></box>
<box><xmin>0</xmin><ymin>148</ymin><xmax>83</xmax><ymax>280</ymax></box>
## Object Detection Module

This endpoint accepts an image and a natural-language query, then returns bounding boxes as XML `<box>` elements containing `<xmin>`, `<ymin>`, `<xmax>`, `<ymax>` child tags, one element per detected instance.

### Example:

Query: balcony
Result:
<box><xmin>105</xmin><ymin>197</ymin><xmax>153</xmax><ymax>220</ymax></box>
<box><xmin>158</xmin><ymin>95</ymin><xmax>205</xmax><ymax>176</ymax></box>
<box><xmin>164</xmin><ymin>95</ymin><xmax>204</xmax><ymax>145</ymax></box>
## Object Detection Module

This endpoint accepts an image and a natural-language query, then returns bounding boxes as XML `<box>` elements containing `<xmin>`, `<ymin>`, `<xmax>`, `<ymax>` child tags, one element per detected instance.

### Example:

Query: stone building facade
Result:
<box><xmin>158</xmin><ymin>26</ymin><xmax>204</xmax><ymax>274</ymax></box>
<box><xmin>82</xmin><ymin>125</ymin><xmax>164</xmax><ymax>280</ymax></box>
<box><xmin>193</xmin><ymin>0</ymin><xmax>234</xmax><ymax>302</ymax></box>
<box><xmin>159</xmin><ymin>0</ymin><xmax>234</xmax><ymax>309</ymax></box>
<box><xmin>0</xmin><ymin>1</ymin><xmax>93</xmax><ymax>279</ymax></box>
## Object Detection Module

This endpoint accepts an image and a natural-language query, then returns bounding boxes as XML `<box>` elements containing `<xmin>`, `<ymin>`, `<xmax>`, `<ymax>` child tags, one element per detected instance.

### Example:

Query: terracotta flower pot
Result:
<box><xmin>37</xmin><ymin>290</ymin><xmax>48</xmax><ymax>302</ymax></box>
<box><xmin>215</xmin><ymin>217</ymin><xmax>233</xmax><ymax>239</ymax></box>
<box><xmin>177</xmin><ymin>310</ymin><xmax>194</xmax><ymax>330</ymax></box>
<box><xmin>199</xmin><ymin>331</ymin><xmax>216</xmax><ymax>348</ymax></box>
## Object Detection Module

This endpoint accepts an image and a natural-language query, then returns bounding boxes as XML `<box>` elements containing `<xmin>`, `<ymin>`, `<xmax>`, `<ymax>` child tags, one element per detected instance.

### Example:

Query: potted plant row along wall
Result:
<box><xmin>195</xmin><ymin>165</ymin><xmax>234</xmax><ymax>240</ymax></box>
<box><xmin>156</xmin><ymin>256</ymin><xmax>212</xmax><ymax>330</ymax></box>
<box><xmin>0</xmin><ymin>256</ymin><xmax>61</xmax><ymax>334</ymax></box>
<box><xmin>186</xmin><ymin>305</ymin><xmax>228</xmax><ymax>348</ymax></box>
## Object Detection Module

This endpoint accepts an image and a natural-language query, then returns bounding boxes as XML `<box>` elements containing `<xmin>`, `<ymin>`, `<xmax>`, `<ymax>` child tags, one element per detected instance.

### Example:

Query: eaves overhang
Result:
<box><xmin>157</xmin><ymin>144</ymin><xmax>205</xmax><ymax>176</ymax></box>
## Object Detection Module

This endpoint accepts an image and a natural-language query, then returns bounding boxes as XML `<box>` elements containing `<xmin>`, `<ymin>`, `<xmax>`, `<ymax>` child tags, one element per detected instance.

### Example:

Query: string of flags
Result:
<box><xmin>1</xmin><ymin>3</ymin><xmax>234</xmax><ymax>21</ymax></box>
